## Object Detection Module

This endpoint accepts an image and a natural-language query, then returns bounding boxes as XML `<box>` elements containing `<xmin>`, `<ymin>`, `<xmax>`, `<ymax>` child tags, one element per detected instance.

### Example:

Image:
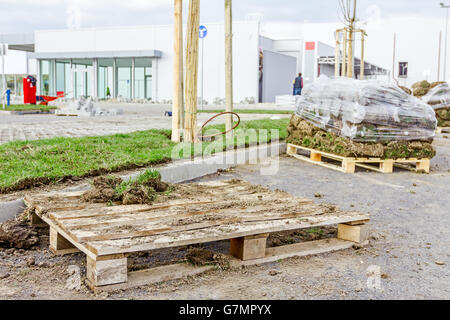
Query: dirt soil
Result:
<box><xmin>185</xmin><ymin>248</ymin><xmax>231</xmax><ymax>270</ymax></box>
<box><xmin>287</xmin><ymin>115</ymin><xmax>436</xmax><ymax>159</ymax></box>
<box><xmin>0</xmin><ymin>220</ymin><xmax>39</xmax><ymax>249</ymax></box>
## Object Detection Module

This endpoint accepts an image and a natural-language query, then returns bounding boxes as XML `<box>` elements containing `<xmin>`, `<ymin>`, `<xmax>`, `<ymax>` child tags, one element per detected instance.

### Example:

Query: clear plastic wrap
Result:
<box><xmin>295</xmin><ymin>76</ymin><xmax>437</xmax><ymax>142</ymax></box>
<box><xmin>423</xmin><ymin>83</ymin><xmax>450</xmax><ymax>110</ymax></box>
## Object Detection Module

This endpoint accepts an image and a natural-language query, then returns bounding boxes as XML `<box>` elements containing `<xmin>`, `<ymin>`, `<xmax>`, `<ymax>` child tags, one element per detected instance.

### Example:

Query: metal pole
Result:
<box><xmin>438</xmin><ymin>31</ymin><xmax>442</xmax><ymax>81</ymax></box>
<box><xmin>392</xmin><ymin>33</ymin><xmax>396</xmax><ymax>81</ymax></box>
<box><xmin>201</xmin><ymin>37</ymin><xmax>204</xmax><ymax>111</ymax></box>
<box><xmin>2</xmin><ymin>44</ymin><xmax>5</xmax><ymax>110</ymax></box>
<box><xmin>445</xmin><ymin>7</ymin><xmax>449</xmax><ymax>80</ymax></box>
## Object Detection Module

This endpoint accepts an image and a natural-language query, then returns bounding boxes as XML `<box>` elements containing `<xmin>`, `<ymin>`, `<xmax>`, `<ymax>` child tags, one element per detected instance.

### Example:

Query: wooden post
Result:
<box><xmin>342</xmin><ymin>29</ymin><xmax>347</xmax><ymax>77</ymax></box>
<box><xmin>347</xmin><ymin>27</ymin><xmax>354</xmax><ymax>78</ymax></box>
<box><xmin>184</xmin><ymin>0</ymin><xmax>200</xmax><ymax>143</ymax></box>
<box><xmin>225</xmin><ymin>0</ymin><xmax>233</xmax><ymax>135</ymax></box>
<box><xmin>360</xmin><ymin>31</ymin><xmax>365</xmax><ymax>80</ymax></box>
<box><xmin>335</xmin><ymin>30</ymin><xmax>341</xmax><ymax>77</ymax></box>
<box><xmin>172</xmin><ymin>0</ymin><xmax>183</xmax><ymax>142</ymax></box>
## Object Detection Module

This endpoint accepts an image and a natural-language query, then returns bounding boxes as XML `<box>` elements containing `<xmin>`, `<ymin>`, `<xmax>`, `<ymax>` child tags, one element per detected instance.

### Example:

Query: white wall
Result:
<box><xmin>2</xmin><ymin>49</ymin><xmax>36</xmax><ymax>75</ymax></box>
<box><xmin>261</xmin><ymin>17</ymin><xmax>446</xmax><ymax>86</ymax></box>
<box><xmin>262</xmin><ymin>50</ymin><xmax>297</xmax><ymax>102</ymax></box>
<box><xmin>35</xmin><ymin>21</ymin><xmax>260</xmax><ymax>103</ymax></box>
<box><xmin>271</xmin><ymin>39</ymin><xmax>303</xmax><ymax>74</ymax></box>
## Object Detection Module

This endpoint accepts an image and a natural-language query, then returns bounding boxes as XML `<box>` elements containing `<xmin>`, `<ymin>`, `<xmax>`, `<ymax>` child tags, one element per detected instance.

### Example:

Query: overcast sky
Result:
<box><xmin>0</xmin><ymin>0</ymin><xmax>446</xmax><ymax>33</ymax></box>
<box><xmin>1</xmin><ymin>0</ymin><xmax>449</xmax><ymax>84</ymax></box>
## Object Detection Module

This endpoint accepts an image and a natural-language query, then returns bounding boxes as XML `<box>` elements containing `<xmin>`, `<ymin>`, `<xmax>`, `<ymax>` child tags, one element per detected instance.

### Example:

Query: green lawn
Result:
<box><xmin>199</xmin><ymin>109</ymin><xmax>293</xmax><ymax>115</ymax></box>
<box><xmin>1</xmin><ymin>104</ymin><xmax>57</xmax><ymax>112</ymax></box>
<box><xmin>0</xmin><ymin>118</ymin><xmax>289</xmax><ymax>193</ymax></box>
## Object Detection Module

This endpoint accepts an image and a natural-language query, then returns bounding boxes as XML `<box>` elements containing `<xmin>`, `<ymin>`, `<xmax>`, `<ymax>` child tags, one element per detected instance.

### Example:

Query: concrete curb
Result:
<box><xmin>0</xmin><ymin>110</ymin><xmax>55</xmax><ymax>115</ymax></box>
<box><xmin>0</xmin><ymin>142</ymin><xmax>287</xmax><ymax>222</ymax></box>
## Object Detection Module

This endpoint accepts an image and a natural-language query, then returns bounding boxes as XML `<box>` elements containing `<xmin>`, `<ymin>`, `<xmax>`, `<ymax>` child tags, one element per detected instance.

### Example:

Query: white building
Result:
<box><xmin>1</xmin><ymin>21</ymin><xmax>387</xmax><ymax>103</ymax></box>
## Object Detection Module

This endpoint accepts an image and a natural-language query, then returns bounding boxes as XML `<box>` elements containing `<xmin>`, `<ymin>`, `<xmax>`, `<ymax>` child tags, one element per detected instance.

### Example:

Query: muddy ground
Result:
<box><xmin>0</xmin><ymin>133</ymin><xmax>449</xmax><ymax>300</ymax></box>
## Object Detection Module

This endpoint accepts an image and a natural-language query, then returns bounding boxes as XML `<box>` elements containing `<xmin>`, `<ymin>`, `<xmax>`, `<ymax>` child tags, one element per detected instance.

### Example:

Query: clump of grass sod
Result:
<box><xmin>82</xmin><ymin>169</ymin><xmax>170</xmax><ymax>205</ymax></box>
<box><xmin>2</xmin><ymin>104</ymin><xmax>57</xmax><ymax>112</ymax></box>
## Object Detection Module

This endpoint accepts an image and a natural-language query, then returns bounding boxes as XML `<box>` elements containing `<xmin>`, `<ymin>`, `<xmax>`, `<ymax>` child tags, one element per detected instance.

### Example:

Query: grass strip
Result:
<box><xmin>0</xmin><ymin>118</ymin><xmax>289</xmax><ymax>193</ymax></box>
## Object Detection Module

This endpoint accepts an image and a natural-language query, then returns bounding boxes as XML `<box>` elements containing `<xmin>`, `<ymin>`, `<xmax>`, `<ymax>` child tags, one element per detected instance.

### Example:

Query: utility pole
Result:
<box><xmin>438</xmin><ymin>31</ymin><xmax>442</xmax><ymax>82</ymax></box>
<box><xmin>441</xmin><ymin>3</ymin><xmax>450</xmax><ymax>80</ymax></box>
<box><xmin>225</xmin><ymin>0</ymin><xmax>233</xmax><ymax>135</ymax></box>
<box><xmin>1</xmin><ymin>43</ymin><xmax>6</xmax><ymax>110</ymax></box>
<box><xmin>172</xmin><ymin>0</ymin><xmax>183</xmax><ymax>142</ymax></box>
<box><xmin>184</xmin><ymin>0</ymin><xmax>200</xmax><ymax>143</ymax></box>
<box><xmin>392</xmin><ymin>33</ymin><xmax>396</xmax><ymax>82</ymax></box>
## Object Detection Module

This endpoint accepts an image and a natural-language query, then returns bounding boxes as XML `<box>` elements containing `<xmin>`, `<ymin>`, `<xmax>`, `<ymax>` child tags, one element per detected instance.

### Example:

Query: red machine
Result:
<box><xmin>23</xmin><ymin>76</ymin><xmax>37</xmax><ymax>105</ymax></box>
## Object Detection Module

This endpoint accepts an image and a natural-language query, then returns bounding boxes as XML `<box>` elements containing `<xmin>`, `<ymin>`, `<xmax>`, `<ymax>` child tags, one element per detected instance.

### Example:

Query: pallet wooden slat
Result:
<box><xmin>85</xmin><ymin>213</ymin><xmax>369</xmax><ymax>256</ymax></box>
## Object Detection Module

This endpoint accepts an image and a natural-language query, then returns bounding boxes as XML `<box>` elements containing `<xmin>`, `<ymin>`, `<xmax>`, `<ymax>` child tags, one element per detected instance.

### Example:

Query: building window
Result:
<box><xmin>116</xmin><ymin>58</ymin><xmax>132</xmax><ymax>99</ymax></box>
<box><xmin>56</xmin><ymin>59</ymin><xmax>71</xmax><ymax>97</ymax></box>
<box><xmin>72</xmin><ymin>59</ymin><xmax>93</xmax><ymax>98</ymax></box>
<box><xmin>40</xmin><ymin>60</ymin><xmax>52</xmax><ymax>96</ymax></box>
<box><xmin>134</xmin><ymin>58</ymin><xmax>152</xmax><ymax>100</ymax></box>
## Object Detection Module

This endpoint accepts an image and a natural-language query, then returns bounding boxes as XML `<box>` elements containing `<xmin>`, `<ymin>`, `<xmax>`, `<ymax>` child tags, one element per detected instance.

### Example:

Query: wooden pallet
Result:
<box><xmin>24</xmin><ymin>180</ymin><xmax>370</xmax><ymax>292</ymax></box>
<box><xmin>436</xmin><ymin>127</ymin><xmax>450</xmax><ymax>134</ymax></box>
<box><xmin>287</xmin><ymin>143</ymin><xmax>430</xmax><ymax>174</ymax></box>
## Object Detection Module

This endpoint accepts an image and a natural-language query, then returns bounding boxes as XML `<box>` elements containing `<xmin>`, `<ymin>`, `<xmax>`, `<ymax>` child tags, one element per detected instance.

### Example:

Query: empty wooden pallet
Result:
<box><xmin>287</xmin><ymin>143</ymin><xmax>430</xmax><ymax>174</ymax></box>
<box><xmin>24</xmin><ymin>180</ymin><xmax>370</xmax><ymax>292</ymax></box>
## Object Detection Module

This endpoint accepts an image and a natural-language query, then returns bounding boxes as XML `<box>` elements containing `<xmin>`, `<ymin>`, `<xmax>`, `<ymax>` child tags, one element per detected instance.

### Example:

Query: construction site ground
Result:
<box><xmin>0</xmin><ymin>133</ymin><xmax>448</xmax><ymax>300</ymax></box>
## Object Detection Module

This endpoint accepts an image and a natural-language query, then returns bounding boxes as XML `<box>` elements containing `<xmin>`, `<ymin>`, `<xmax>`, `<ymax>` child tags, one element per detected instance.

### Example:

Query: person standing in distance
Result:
<box><xmin>293</xmin><ymin>73</ymin><xmax>304</xmax><ymax>96</ymax></box>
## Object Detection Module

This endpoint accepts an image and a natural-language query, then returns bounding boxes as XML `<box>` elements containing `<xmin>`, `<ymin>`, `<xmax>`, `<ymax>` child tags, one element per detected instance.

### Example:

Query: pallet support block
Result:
<box><xmin>380</xmin><ymin>160</ymin><xmax>394</xmax><ymax>173</ymax></box>
<box><xmin>87</xmin><ymin>255</ymin><xmax>128</xmax><ymax>287</ymax></box>
<box><xmin>337</xmin><ymin>223</ymin><xmax>369</xmax><ymax>244</ymax></box>
<box><xmin>230</xmin><ymin>233</ymin><xmax>268</xmax><ymax>261</ymax></box>
<box><xmin>416</xmin><ymin>160</ymin><xmax>430</xmax><ymax>173</ymax></box>
<box><xmin>49</xmin><ymin>227</ymin><xmax>79</xmax><ymax>255</ymax></box>
<box><xmin>342</xmin><ymin>159</ymin><xmax>356</xmax><ymax>173</ymax></box>
<box><xmin>30</xmin><ymin>212</ymin><xmax>46</xmax><ymax>227</ymax></box>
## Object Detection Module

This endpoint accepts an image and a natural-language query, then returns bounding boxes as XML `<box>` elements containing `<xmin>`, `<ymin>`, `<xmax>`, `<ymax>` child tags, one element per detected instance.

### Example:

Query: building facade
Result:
<box><xmin>2</xmin><ymin>22</ymin><xmax>388</xmax><ymax>104</ymax></box>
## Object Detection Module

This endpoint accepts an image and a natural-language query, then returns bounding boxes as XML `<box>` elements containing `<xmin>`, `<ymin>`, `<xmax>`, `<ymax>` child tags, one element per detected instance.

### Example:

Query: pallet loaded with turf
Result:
<box><xmin>422</xmin><ymin>83</ymin><xmax>450</xmax><ymax>130</ymax></box>
<box><xmin>286</xmin><ymin>77</ymin><xmax>437</xmax><ymax>173</ymax></box>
